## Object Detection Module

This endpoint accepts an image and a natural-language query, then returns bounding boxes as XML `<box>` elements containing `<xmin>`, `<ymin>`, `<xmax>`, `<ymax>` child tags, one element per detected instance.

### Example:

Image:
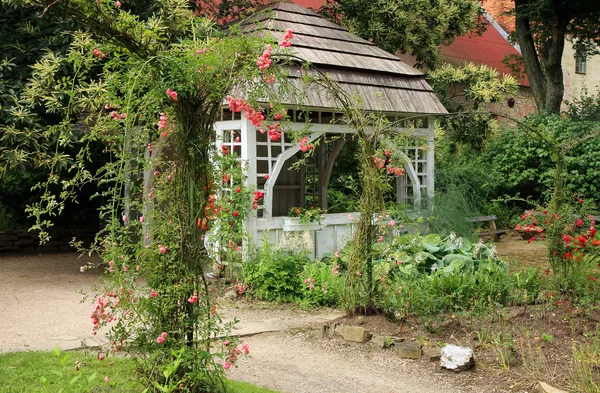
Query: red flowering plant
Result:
<box><xmin>518</xmin><ymin>197</ymin><xmax>600</xmax><ymax>284</ymax></box>
<box><xmin>514</xmin><ymin>209</ymin><xmax>548</xmax><ymax>241</ymax></box>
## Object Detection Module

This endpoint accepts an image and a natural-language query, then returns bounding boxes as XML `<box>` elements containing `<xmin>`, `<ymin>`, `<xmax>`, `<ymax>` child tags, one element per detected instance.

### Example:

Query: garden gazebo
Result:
<box><xmin>216</xmin><ymin>1</ymin><xmax>447</xmax><ymax>258</ymax></box>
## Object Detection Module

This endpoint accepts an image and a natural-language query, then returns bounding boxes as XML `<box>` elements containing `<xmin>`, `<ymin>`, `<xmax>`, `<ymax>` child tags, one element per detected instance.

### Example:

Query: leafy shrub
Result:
<box><xmin>365</xmin><ymin>234</ymin><xmax>541</xmax><ymax>318</ymax></box>
<box><xmin>243</xmin><ymin>243</ymin><xmax>310</xmax><ymax>302</ymax></box>
<box><xmin>485</xmin><ymin>114</ymin><xmax>600</xmax><ymax>206</ymax></box>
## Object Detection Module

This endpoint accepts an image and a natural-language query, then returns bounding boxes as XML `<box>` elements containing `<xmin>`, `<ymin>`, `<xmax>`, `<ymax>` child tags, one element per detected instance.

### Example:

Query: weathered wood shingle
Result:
<box><xmin>229</xmin><ymin>0</ymin><xmax>447</xmax><ymax>115</ymax></box>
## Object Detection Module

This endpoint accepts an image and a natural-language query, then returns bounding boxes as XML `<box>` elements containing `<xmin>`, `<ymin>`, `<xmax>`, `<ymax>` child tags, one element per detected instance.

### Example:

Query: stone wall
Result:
<box><xmin>0</xmin><ymin>228</ymin><xmax>95</xmax><ymax>253</ymax></box>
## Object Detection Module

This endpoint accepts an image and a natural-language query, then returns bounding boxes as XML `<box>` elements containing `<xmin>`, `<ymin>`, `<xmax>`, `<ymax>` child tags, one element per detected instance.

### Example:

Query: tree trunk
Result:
<box><xmin>514</xmin><ymin>0</ymin><xmax>568</xmax><ymax>114</ymax></box>
<box><xmin>515</xmin><ymin>9</ymin><xmax>547</xmax><ymax>111</ymax></box>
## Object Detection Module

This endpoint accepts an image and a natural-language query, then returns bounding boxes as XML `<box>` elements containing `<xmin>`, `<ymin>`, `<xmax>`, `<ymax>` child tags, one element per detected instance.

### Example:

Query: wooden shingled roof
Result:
<box><xmin>231</xmin><ymin>1</ymin><xmax>447</xmax><ymax>115</ymax></box>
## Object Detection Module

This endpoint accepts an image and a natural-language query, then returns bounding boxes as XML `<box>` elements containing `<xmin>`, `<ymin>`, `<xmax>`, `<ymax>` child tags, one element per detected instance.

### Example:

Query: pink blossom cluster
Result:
<box><xmin>265</xmin><ymin>123</ymin><xmax>282</xmax><ymax>141</ymax></box>
<box><xmin>298</xmin><ymin>136</ymin><xmax>314</xmax><ymax>152</ymax></box>
<box><xmin>264</xmin><ymin>74</ymin><xmax>276</xmax><ymax>83</ymax></box>
<box><xmin>226</xmin><ymin>96</ymin><xmax>265</xmax><ymax>127</ymax></box>
<box><xmin>157</xmin><ymin>113</ymin><xmax>174</xmax><ymax>137</ymax></box>
<box><xmin>110</xmin><ymin>111</ymin><xmax>127</xmax><ymax>120</ymax></box>
<box><xmin>386</xmin><ymin>165</ymin><xmax>405</xmax><ymax>176</ymax></box>
<box><xmin>372</xmin><ymin>156</ymin><xmax>385</xmax><ymax>169</ymax></box>
<box><xmin>187</xmin><ymin>293</ymin><xmax>198</xmax><ymax>303</ymax></box>
<box><xmin>156</xmin><ymin>331</ymin><xmax>168</xmax><ymax>344</ymax></box>
<box><xmin>93</xmin><ymin>49</ymin><xmax>106</xmax><ymax>59</ymax></box>
<box><xmin>234</xmin><ymin>282</ymin><xmax>249</xmax><ymax>295</ymax></box>
<box><xmin>245</xmin><ymin>107</ymin><xmax>265</xmax><ymax>127</ymax></box>
<box><xmin>226</xmin><ymin>96</ymin><xmax>246</xmax><ymax>112</ymax></box>
<box><xmin>166</xmin><ymin>88</ymin><xmax>178</xmax><ymax>102</ymax></box>
<box><xmin>90</xmin><ymin>296</ymin><xmax>116</xmax><ymax>335</ymax></box>
<box><xmin>303</xmin><ymin>277</ymin><xmax>315</xmax><ymax>290</ymax></box>
<box><xmin>331</xmin><ymin>264</ymin><xmax>340</xmax><ymax>276</ymax></box>
<box><xmin>257</xmin><ymin>44</ymin><xmax>273</xmax><ymax>71</ymax></box>
<box><xmin>279</xmin><ymin>28</ymin><xmax>294</xmax><ymax>48</ymax></box>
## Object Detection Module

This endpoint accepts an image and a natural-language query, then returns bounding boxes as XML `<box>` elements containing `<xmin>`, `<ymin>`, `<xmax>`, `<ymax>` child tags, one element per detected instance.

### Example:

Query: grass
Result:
<box><xmin>0</xmin><ymin>349</ymin><xmax>279</xmax><ymax>393</ymax></box>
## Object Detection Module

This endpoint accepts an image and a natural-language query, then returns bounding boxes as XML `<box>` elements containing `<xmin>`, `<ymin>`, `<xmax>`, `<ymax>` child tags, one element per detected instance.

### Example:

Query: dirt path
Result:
<box><xmin>0</xmin><ymin>252</ymin><xmax>498</xmax><ymax>392</ymax></box>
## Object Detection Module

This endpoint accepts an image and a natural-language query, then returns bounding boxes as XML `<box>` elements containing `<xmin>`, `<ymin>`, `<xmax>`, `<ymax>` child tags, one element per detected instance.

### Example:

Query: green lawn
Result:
<box><xmin>0</xmin><ymin>349</ymin><xmax>279</xmax><ymax>393</ymax></box>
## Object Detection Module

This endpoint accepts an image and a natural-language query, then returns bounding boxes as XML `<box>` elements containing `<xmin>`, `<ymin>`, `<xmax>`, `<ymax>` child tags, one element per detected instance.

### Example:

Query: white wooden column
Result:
<box><xmin>240</xmin><ymin>114</ymin><xmax>257</xmax><ymax>242</ymax></box>
<box><xmin>426</xmin><ymin>116</ymin><xmax>435</xmax><ymax>212</ymax></box>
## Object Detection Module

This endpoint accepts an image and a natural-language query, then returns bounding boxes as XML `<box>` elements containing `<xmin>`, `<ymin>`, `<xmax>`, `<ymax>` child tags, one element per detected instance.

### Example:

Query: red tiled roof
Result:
<box><xmin>440</xmin><ymin>15</ymin><xmax>529</xmax><ymax>86</ymax></box>
<box><xmin>291</xmin><ymin>0</ymin><xmax>324</xmax><ymax>9</ymax></box>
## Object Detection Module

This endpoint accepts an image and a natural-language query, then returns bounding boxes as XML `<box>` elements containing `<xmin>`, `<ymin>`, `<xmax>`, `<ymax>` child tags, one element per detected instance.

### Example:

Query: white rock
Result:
<box><xmin>440</xmin><ymin>344</ymin><xmax>475</xmax><ymax>371</ymax></box>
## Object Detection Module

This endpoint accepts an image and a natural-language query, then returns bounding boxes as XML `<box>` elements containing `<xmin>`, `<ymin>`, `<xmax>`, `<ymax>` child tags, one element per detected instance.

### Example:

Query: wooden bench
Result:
<box><xmin>465</xmin><ymin>215</ymin><xmax>507</xmax><ymax>241</ymax></box>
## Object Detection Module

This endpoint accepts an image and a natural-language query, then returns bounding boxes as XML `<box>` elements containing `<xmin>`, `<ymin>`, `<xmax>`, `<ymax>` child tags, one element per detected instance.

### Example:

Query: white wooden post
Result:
<box><xmin>240</xmin><ymin>114</ymin><xmax>258</xmax><ymax>243</ymax></box>
<box><xmin>426</xmin><ymin>116</ymin><xmax>435</xmax><ymax>212</ymax></box>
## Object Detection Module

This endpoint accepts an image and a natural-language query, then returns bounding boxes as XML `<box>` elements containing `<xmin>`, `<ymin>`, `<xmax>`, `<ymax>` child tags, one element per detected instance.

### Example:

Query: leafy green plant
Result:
<box><xmin>243</xmin><ymin>243</ymin><xmax>310</xmax><ymax>303</ymax></box>
<box><xmin>299</xmin><ymin>260</ymin><xmax>343</xmax><ymax>307</ymax></box>
<box><xmin>363</xmin><ymin>233</ymin><xmax>540</xmax><ymax>318</ymax></box>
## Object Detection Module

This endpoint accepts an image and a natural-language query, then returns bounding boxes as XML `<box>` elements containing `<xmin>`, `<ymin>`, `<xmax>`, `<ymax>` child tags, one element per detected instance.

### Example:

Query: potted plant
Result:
<box><xmin>514</xmin><ymin>210</ymin><xmax>545</xmax><ymax>240</ymax></box>
<box><xmin>283</xmin><ymin>206</ymin><xmax>324</xmax><ymax>231</ymax></box>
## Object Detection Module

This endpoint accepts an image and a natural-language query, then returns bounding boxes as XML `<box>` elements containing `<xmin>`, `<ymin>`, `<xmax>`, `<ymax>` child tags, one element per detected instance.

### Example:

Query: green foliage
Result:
<box><xmin>287</xmin><ymin>206</ymin><xmax>324</xmax><ymax>223</ymax></box>
<box><xmin>299</xmin><ymin>260</ymin><xmax>343</xmax><ymax>307</ymax></box>
<box><xmin>244</xmin><ymin>243</ymin><xmax>311</xmax><ymax>303</ymax></box>
<box><xmin>369</xmin><ymin>233</ymin><xmax>541</xmax><ymax>317</ymax></box>
<box><xmin>429</xmin><ymin>63</ymin><xmax>518</xmax><ymax>150</ymax></box>
<box><xmin>565</xmin><ymin>89</ymin><xmax>600</xmax><ymax>122</ymax></box>
<box><xmin>325</xmin><ymin>0</ymin><xmax>480</xmax><ymax>68</ymax></box>
<box><xmin>485</xmin><ymin>114</ymin><xmax>600</xmax><ymax>206</ymax></box>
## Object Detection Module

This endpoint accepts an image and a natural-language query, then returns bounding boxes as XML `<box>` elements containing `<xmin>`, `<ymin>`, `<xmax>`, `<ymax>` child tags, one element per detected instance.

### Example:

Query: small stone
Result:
<box><xmin>335</xmin><ymin>325</ymin><xmax>372</xmax><ymax>343</ymax></box>
<box><xmin>311</xmin><ymin>327</ymin><xmax>325</xmax><ymax>338</ymax></box>
<box><xmin>537</xmin><ymin>381</ymin><xmax>568</xmax><ymax>393</ymax></box>
<box><xmin>324</xmin><ymin>323</ymin><xmax>337</xmax><ymax>338</ymax></box>
<box><xmin>423</xmin><ymin>347</ymin><xmax>441</xmax><ymax>362</ymax></box>
<box><xmin>440</xmin><ymin>344</ymin><xmax>474</xmax><ymax>371</ymax></box>
<box><xmin>223</xmin><ymin>290</ymin><xmax>237</xmax><ymax>300</ymax></box>
<box><xmin>395</xmin><ymin>341</ymin><xmax>422</xmax><ymax>359</ymax></box>
<box><xmin>370</xmin><ymin>335</ymin><xmax>394</xmax><ymax>348</ymax></box>
<box><xmin>356</xmin><ymin>316</ymin><xmax>365</xmax><ymax>325</ymax></box>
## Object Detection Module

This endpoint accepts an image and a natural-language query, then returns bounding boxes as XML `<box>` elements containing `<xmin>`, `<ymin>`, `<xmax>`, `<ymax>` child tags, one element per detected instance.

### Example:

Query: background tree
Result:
<box><xmin>320</xmin><ymin>0</ymin><xmax>481</xmax><ymax>69</ymax></box>
<box><xmin>514</xmin><ymin>0</ymin><xmax>600</xmax><ymax>113</ymax></box>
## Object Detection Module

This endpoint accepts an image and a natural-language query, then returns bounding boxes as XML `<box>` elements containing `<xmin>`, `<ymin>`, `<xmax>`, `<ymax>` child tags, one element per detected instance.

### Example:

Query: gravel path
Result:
<box><xmin>0</xmin><ymin>252</ymin><xmax>493</xmax><ymax>392</ymax></box>
<box><xmin>228</xmin><ymin>331</ymin><xmax>492</xmax><ymax>393</ymax></box>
